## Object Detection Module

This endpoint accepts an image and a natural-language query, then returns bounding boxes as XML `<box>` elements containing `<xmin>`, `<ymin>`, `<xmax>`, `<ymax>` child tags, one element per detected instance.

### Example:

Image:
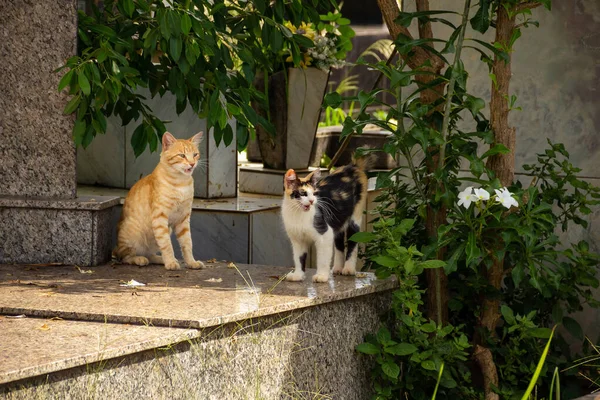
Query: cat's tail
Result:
<box><xmin>352</xmin><ymin>147</ymin><xmax>377</xmax><ymax>171</ymax></box>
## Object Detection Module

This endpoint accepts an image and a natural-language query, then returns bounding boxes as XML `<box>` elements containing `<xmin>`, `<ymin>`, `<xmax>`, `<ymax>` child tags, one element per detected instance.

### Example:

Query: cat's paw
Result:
<box><xmin>186</xmin><ymin>260</ymin><xmax>205</xmax><ymax>269</ymax></box>
<box><xmin>312</xmin><ymin>273</ymin><xmax>330</xmax><ymax>283</ymax></box>
<box><xmin>164</xmin><ymin>260</ymin><xmax>182</xmax><ymax>270</ymax></box>
<box><xmin>285</xmin><ymin>271</ymin><xmax>305</xmax><ymax>282</ymax></box>
<box><xmin>332</xmin><ymin>265</ymin><xmax>344</xmax><ymax>275</ymax></box>
<box><xmin>131</xmin><ymin>256</ymin><xmax>149</xmax><ymax>266</ymax></box>
<box><xmin>341</xmin><ymin>266</ymin><xmax>356</xmax><ymax>276</ymax></box>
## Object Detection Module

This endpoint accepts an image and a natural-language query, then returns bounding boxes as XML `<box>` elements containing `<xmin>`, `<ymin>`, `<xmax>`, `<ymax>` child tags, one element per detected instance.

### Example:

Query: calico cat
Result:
<box><xmin>113</xmin><ymin>132</ymin><xmax>205</xmax><ymax>270</ymax></box>
<box><xmin>282</xmin><ymin>154</ymin><xmax>373</xmax><ymax>283</ymax></box>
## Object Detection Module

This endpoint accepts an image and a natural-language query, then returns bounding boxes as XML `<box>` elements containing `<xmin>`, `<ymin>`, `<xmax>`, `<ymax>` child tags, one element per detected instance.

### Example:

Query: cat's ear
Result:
<box><xmin>284</xmin><ymin>169</ymin><xmax>298</xmax><ymax>190</ymax></box>
<box><xmin>162</xmin><ymin>132</ymin><xmax>177</xmax><ymax>150</ymax></box>
<box><xmin>309</xmin><ymin>169</ymin><xmax>321</xmax><ymax>186</ymax></box>
<box><xmin>189</xmin><ymin>131</ymin><xmax>203</xmax><ymax>147</ymax></box>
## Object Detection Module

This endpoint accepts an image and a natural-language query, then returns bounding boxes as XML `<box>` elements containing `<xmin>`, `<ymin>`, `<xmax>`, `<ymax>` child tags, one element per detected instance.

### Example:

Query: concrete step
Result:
<box><xmin>0</xmin><ymin>263</ymin><xmax>397</xmax><ymax>399</ymax></box>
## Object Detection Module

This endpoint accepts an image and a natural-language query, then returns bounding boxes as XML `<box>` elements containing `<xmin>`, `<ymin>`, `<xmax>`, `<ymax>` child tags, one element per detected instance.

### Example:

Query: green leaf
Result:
<box><xmin>552</xmin><ymin>303</ymin><xmax>563</xmax><ymax>324</ymax></box>
<box><xmin>222</xmin><ymin>123</ymin><xmax>233</xmax><ymax>147</ymax></box>
<box><xmin>465</xmin><ymin>96</ymin><xmax>485</xmax><ymax>117</ymax></box>
<box><xmin>81</xmin><ymin>124</ymin><xmax>94</xmax><ymax>148</ymax></box>
<box><xmin>522</xmin><ymin>327</ymin><xmax>556</xmax><ymax>400</ymax></box>
<box><xmin>236</xmin><ymin>123</ymin><xmax>249</xmax><ymax>151</ymax></box>
<box><xmin>146</xmin><ymin>123</ymin><xmax>158</xmax><ymax>152</ymax></box>
<box><xmin>469</xmin><ymin>157</ymin><xmax>484</xmax><ymax>178</ymax></box>
<box><xmin>77</xmin><ymin>70</ymin><xmax>91</xmax><ymax>96</ymax></box>
<box><xmin>63</xmin><ymin>94</ymin><xmax>81</xmax><ymax>115</ymax></box>
<box><xmin>180</xmin><ymin>13</ymin><xmax>192</xmax><ymax>35</ymax></box>
<box><xmin>387</xmin><ymin>342</ymin><xmax>418</xmax><ymax>356</ymax></box>
<box><xmin>405</xmin><ymin>258</ymin><xmax>416</xmax><ymax>274</ymax></box>
<box><xmin>72</xmin><ymin>118</ymin><xmax>86</xmax><ymax>145</ymax></box>
<box><xmin>421</xmin><ymin>322</ymin><xmax>436</xmax><ymax>333</ymax></box>
<box><xmin>382</xmin><ymin>361</ymin><xmax>400</xmax><ymax>379</ymax></box>
<box><xmin>481</xmin><ymin>143</ymin><xmax>510</xmax><ymax>159</ymax></box>
<box><xmin>466</xmin><ymin>231</ymin><xmax>481</xmax><ymax>266</ymax></box>
<box><xmin>293</xmin><ymin>34</ymin><xmax>314</xmax><ymax>48</ymax></box>
<box><xmin>531</xmin><ymin>328</ymin><xmax>553</xmax><ymax>339</ymax></box>
<box><xmin>358</xmin><ymin>90</ymin><xmax>374</xmax><ymax>109</ymax></box>
<box><xmin>58</xmin><ymin>70</ymin><xmax>74</xmax><ymax>92</ymax></box>
<box><xmin>373</xmin><ymin>255</ymin><xmax>399</xmax><ymax>268</ymax></box>
<box><xmin>512</xmin><ymin>263</ymin><xmax>525</xmax><ymax>287</ymax></box>
<box><xmin>501</xmin><ymin>305</ymin><xmax>516</xmax><ymax>325</ymax></box>
<box><xmin>470</xmin><ymin>0</ymin><xmax>491</xmax><ymax>33</ymax></box>
<box><xmin>421</xmin><ymin>360</ymin><xmax>436</xmax><ymax>371</ymax></box>
<box><xmin>170</xmin><ymin>37</ymin><xmax>182</xmax><ymax>62</ymax></box>
<box><xmin>349</xmin><ymin>231</ymin><xmax>376</xmax><ymax>243</ymax></box>
<box><xmin>377</xmin><ymin>327</ymin><xmax>391</xmax><ymax>344</ymax></box>
<box><xmin>355</xmin><ymin>342</ymin><xmax>379</xmax><ymax>355</ymax></box>
<box><xmin>562</xmin><ymin>317</ymin><xmax>583</xmax><ymax>341</ymax></box>
<box><xmin>131</xmin><ymin>123</ymin><xmax>147</xmax><ymax>157</ymax></box>
<box><xmin>323</xmin><ymin>92</ymin><xmax>342</xmax><ymax>108</ymax></box>
<box><xmin>122</xmin><ymin>0</ymin><xmax>135</xmax><ymax>17</ymax></box>
<box><xmin>420</xmin><ymin>260</ymin><xmax>445</xmax><ymax>269</ymax></box>
<box><xmin>390</xmin><ymin>70</ymin><xmax>411</xmax><ymax>87</ymax></box>
<box><xmin>538</xmin><ymin>0</ymin><xmax>551</xmax><ymax>10</ymax></box>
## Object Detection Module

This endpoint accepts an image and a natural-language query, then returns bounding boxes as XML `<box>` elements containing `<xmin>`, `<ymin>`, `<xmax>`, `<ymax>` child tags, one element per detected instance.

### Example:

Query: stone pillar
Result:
<box><xmin>0</xmin><ymin>0</ymin><xmax>78</xmax><ymax>198</ymax></box>
<box><xmin>0</xmin><ymin>0</ymin><xmax>118</xmax><ymax>266</ymax></box>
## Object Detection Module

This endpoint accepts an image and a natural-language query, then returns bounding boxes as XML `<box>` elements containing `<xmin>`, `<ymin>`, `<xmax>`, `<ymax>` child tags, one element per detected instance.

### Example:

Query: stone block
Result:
<box><xmin>239</xmin><ymin>165</ymin><xmax>329</xmax><ymax>196</ymax></box>
<box><xmin>0</xmin><ymin>196</ymin><xmax>119</xmax><ymax>266</ymax></box>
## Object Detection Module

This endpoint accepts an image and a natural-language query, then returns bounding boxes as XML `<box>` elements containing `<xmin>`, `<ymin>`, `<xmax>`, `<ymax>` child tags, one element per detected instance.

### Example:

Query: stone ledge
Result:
<box><xmin>0</xmin><ymin>195</ymin><xmax>120</xmax><ymax>211</ymax></box>
<box><xmin>0</xmin><ymin>317</ymin><xmax>195</xmax><ymax>385</ymax></box>
<box><xmin>0</xmin><ymin>263</ymin><xmax>397</xmax><ymax>329</ymax></box>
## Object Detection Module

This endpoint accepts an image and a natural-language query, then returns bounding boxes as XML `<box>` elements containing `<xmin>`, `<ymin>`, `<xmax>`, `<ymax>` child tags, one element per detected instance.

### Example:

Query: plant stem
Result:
<box><xmin>429</xmin><ymin>0</ymin><xmax>471</xmax><ymax>328</ymax></box>
<box><xmin>438</xmin><ymin>0</ymin><xmax>472</xmax><ymax>168</ymax></box>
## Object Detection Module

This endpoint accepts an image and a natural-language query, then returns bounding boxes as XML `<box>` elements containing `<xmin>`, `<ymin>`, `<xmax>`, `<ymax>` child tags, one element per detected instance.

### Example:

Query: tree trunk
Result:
<box><xmin>475</xmin><ymin>5</ymin><xmax>518</xmax><ymax>400</ymax></box>
<box><xmin>377</xmin><ymin>0</ymin><xmax>449</xmax><ymax>325</ymax></box>
<box><xmin>487</xmin><ymin>7</ymin><xmax>516</xmax><ymax>187</ymax></box>
<box><xmin>376</xmin><ymin>0</ymin><xmax>446</xmax><ymax>106</ymax></box>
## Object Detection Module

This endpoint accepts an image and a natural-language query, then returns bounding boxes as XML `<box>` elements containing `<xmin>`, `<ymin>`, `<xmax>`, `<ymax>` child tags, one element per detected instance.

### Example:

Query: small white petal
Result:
<box><xmin>474</xmin><ymin>188</ymin><xmax>490</xmax><ymax>201</ymax></box>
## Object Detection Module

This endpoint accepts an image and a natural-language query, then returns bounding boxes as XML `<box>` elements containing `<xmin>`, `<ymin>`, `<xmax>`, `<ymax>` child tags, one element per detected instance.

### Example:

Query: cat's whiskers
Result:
<box><xmin>315</xmin><ymin>197</ymin><xmax>338</xmax><ymax>221</ymax></box>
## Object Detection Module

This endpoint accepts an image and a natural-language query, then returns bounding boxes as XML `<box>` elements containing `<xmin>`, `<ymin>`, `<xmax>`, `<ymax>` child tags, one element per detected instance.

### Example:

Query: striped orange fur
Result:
<box><xmin>113</xmin><ymin>131</ymin><xmax>205</xmax><ymax>270</ymax></box>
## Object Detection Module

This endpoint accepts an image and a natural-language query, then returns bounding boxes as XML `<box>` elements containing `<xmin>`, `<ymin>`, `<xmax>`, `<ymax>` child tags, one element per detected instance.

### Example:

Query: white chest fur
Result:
<box><xmin>281</xmin><ymin>198</ymin><xmax>319</xmax><ymax>242</ymax></box>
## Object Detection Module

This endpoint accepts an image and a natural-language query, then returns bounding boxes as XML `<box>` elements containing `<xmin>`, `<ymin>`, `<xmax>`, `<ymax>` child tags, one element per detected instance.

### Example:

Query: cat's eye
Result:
<box><xmin>193</xmin><ymin>153</ymin><xmax>199</xmax><ymax>157</ymax></box>
<box><xmin>178</xmin><ymin>154</ymin><xmax>186</xmax><ymax>158</ymax></box>
<box><xmin>299</xmin><ymin>190</ymin><xmax>307</xmax><ymax>196</ymax></box>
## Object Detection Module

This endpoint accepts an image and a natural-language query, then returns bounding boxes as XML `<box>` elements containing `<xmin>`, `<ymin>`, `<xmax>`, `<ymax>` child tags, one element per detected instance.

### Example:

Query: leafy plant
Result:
<box><xmin>57</xmin><ymin>0</ymin><xmax>340</xmax><ymax>155</ymax></box>
<box><xmin>336</xmin><ymin>1</ymin><xmax>600</xmax><ymax>398</ymax></box>
<box><xmin>354</xmin><ymin>219</ymin><xmax>474</xmax><ymax>400</ymax></box>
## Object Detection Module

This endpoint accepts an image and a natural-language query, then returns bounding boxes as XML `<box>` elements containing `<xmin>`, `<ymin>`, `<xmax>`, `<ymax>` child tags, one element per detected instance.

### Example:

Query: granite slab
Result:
<box><xmin>77</xmin><ymin>185</ymin><xmax>282</xmax><ymax>213</ymax></box>
<box><xmin>0</xmin><ymin>263</ymin><xmax>397</xmax><ymax>329</ymax></box>
<box><xmin>0</xmin><ymin>316</ymin><xmax>194</xmax><ymax>385</ymax></box>
<box><xmin>0</xmin><ymin>195</ymin><xmax>120</xmax><ymax>211</ymax></box>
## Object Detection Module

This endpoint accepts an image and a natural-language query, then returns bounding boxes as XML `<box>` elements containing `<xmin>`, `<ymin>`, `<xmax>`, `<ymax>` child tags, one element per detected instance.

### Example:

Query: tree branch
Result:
<box><xmin>415</xmin><ymin>0</ymin><xmax>434</xmax><ymax>41</ymax></box>
<box><xmin>376</xmin><ymin>0</ymin><xmax>444</xmax><ymax>72</ymax></box>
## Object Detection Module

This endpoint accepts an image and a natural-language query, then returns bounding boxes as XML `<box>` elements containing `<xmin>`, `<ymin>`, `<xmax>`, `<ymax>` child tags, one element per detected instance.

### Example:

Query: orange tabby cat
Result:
<box><xmin>113</xmin><ymin>131</ymin><xmax>204</xmax><ymax>270</ymax></box>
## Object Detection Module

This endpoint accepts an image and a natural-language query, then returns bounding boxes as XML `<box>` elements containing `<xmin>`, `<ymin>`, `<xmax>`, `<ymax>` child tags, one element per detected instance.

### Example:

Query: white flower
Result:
<box><xmin>473</xmin><ymin>188</ymin><xmax>490</xmax><ymax>201</ymax></box>
<box><xmin>458</xmin><ymin>187</ymin><xmax>476</xmax><ymax>209</ymax></box>
<box><xmin>494</xmin><ymin>187</ymin><xmax>519</xmax><ymax>209</ymax></box>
